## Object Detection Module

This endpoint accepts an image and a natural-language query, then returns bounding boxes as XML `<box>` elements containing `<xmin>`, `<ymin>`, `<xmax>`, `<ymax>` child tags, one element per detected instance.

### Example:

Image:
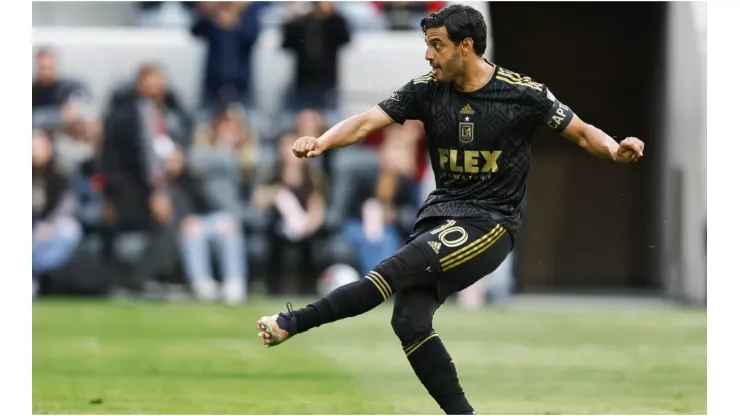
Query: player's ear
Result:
<box><xmin>460</xmin><ymin>38</ymin><xmax>474</xmax><ymax>55</ymax></box>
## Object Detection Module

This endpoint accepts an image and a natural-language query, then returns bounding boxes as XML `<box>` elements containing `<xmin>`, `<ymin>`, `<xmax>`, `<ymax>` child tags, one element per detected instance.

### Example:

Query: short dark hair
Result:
<box><xmin>420</xmin><ymin>4</ymin><xmax>487</xmax><ymax>56</ymax></box>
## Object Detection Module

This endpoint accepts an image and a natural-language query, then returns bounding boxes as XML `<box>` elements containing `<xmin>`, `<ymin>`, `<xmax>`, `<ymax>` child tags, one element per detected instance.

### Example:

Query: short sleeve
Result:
<box><xmin>533</xmin><ymin>87</ymin><xmax>575</xmax><ymax>133</ymax></box>
<box><xmin>376</xmin><ymin>77</ymin><xmax>426</xmax><ymax>125</ymax></box>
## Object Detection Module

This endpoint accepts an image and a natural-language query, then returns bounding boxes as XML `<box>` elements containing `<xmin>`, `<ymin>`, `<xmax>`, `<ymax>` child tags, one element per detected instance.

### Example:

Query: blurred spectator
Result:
<box><xmin>282</xmin><ymin>2</ymin><xmax>351</xmax><ymax>116</ymax></box>
<box><xmin>105</xmin><ymin>63</ymin><xmax>193</xmax><ymax>146</ymax></box>
<box><xmin>32</xmin><ymin>129</ymin><xmax>83</xmax><ymax>297</ymax></box>
<box><xmin>253</xmin><ymin>132</ymin><xmax>328</xmax><ymax>296</ymax></box>
<box><xmin>364</xmin><ymin>119</ymin><xmax>428</xmax><ymax>190</ymax></box>
<box><xmin>100</xmin><ymin>63</ymin><xmax>195</xmax><ymax>295</ymax></box>
<box><xmin>178</xmin><ymin>104</ymin><xmax>257</xmax><ymax>304</ymax></box>
<box><xmin>53</xmin><ymin>111</ymin><xmax>101</xmax><ymax>178</ymax></box>
<box><xmin>53</xmin><ymin>110</ymin><xmax>104</xmax><ymax>228</ymax></box>
<box><xmin>342</xmin><ymin>129</ymin><xmax>418</xmax><ymax>274</ymax></box>
<box><xmin>294</xmin><ymin>107</ymin><xmax>327</xmax><ymax>139</ymax></box>
<box><xmin>32</xmin><ymin>48</ymin><xmax>91</xmax><ymax>129</ymax></box>
<box><xmin>191</xmin><ymin>1</ymin><xmax>268</xmax><ymax>115</ymax></box>
<box><xmin>261</xmin><ymin>2</ymin><xmax>387</xmax><ymax>31</ymax></box>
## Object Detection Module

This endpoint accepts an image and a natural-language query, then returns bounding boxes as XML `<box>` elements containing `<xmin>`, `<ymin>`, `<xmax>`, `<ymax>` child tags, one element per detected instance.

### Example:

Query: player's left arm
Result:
<box><xmin>561</xmin><ymin>114</ymin><xmax>644</xmax><ymax>163</ymax></box>
<box><xmin>537</xmin><ymin>88</ymin><xmax>644</xmax><ymax>163</ymax></box>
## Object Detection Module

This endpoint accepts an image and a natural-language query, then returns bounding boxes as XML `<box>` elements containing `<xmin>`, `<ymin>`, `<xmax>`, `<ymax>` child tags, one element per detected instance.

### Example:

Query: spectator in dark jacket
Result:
<box><xmin>282</xmin><ymin>2</ymin><xmax>351</xmax><ymax>114</ymax></box>
<box><xmin>191</xmin><ymin>1</ymin><xmax>268</xmax><ymax>113</ymax></box>
<box><xmin>100</xmin><ymin>63</ymin><xmax>197</xmax><ymax>294</ymax></box>
<box><xmin>101</xmin><ymin>63</ymin><xmax>193</xmax><ymax>229</ymax></box>
<box><xmin>32</xmin><ymin>129</ymin><xmax>83</xmax><ymax>297</ymax></box>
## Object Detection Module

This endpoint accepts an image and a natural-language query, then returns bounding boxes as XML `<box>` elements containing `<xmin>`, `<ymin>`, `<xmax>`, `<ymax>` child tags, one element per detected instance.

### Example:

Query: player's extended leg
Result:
<box><xmin>257</xmin><ymin>239</ymin><xmax>432</xmax><ymax>346</ymax></box>
<box><xmin>257</xmin><ymin>216</ymin><xmax>512</xmax><ymax>348</ymax></box>
<box><xmin>392</xmin><ymin>286</ymin><xmax>475</xmax><ymax>415</ymax></box>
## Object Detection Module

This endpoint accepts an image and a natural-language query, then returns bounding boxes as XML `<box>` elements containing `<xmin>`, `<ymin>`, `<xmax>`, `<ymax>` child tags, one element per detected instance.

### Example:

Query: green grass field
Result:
<box><xmin>33</xmin><ymin>298</ymin><xmax>706</xmax><ymax>414</ymax></box>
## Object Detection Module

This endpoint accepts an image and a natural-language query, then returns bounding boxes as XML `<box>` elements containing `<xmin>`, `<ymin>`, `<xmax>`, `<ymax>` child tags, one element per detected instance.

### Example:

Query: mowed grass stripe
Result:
<box><xmin>305</xmin><ymin>303</ymin><xmax>705</xmax><ymax>415</ymax></box>
<box><xmin>33</xmin><ymin>299</ymin><xmax>706</xmax><ymax>414</ymax></box>
<box><xmin>33</xmin><ymin>300</ymin><xmax>367</xmax><ymax>414</ymax></box>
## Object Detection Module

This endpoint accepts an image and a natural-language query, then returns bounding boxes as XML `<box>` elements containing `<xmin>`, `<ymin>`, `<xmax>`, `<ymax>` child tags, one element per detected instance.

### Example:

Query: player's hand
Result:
<box><xmin>613</xmin><ymin>137</ymin><xmax>644</xmax><ymax>163</ymax></box>
<box><xmin>292</xmin><ymin>136</ymin><xmax>323</xmax><ymax>158</ymax></box>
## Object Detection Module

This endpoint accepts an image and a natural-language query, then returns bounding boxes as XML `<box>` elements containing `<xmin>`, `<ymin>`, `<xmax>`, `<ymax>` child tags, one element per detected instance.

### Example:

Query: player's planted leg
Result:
<box><xmin>257</xmin><ymin>243</ymin><xmax>430</xmax><ymax>347</ymax></box>
<box><xmin>392</xmin><ymin>287</ymin><xmax>475</xmax><ymax>415</ymax></box>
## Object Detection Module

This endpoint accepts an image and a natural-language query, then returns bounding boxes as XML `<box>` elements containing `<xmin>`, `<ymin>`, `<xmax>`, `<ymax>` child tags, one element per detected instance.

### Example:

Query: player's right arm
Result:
<box><xmin>292</xmin><ymin>107</ymin><xmax>395</xmax><ymax>158</ymax></box>
<box><xmin>292</xmin><ymin>77</ymin><xmax>427</xmax><ymax>158</ymax></box>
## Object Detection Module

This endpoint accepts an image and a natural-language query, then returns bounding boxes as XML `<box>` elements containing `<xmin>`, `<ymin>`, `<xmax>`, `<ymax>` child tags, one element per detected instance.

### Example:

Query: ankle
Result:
<box><xmin>293</xmin><ymin>304</ymin><xmax>319</xmax><ymax>334</ymax></box>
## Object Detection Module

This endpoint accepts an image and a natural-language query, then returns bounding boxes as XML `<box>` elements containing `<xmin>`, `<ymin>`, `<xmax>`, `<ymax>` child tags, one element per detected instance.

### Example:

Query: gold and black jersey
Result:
<box><xmin>377</xmin><ymin>62</ymin><xmax>575</xmax><ymax>237</ymax></box>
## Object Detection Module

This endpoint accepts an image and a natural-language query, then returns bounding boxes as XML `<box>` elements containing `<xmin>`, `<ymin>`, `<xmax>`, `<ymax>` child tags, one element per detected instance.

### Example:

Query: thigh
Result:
<box><xmin>409</xmin><ymin>216</ymin><xmax>513</xmax><ymax>299</ymax></box>
<box><xmin>200</xmin><ymin>213</ymin><xmax>221</xmax><ymax>240</ymax></box>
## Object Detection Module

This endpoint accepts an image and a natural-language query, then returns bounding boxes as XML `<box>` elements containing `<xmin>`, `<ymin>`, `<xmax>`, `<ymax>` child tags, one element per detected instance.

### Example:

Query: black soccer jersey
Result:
<box><xmin>376</xmin><ymin>62</ymin><xmax>574</xmax><ymax>237</ymax></box>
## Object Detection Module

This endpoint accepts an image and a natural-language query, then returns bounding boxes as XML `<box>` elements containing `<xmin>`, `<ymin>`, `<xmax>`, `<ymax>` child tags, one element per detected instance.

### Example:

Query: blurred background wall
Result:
<box><xmin>30</xmin><ymin>1</ymin><xmax>706</xmax><ymax>306</ymax></box>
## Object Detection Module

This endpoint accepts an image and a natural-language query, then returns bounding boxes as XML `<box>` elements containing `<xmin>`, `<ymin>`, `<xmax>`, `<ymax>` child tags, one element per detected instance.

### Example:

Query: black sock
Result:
<box><xmin>294</xmin><ymin>273</ymin><xmax>392</xmax><ymax>334</ymax></box>
<box><xmin>405</xmin><ymin>334</ymin><xmax>474</xmax><ymax>415</ymax></box>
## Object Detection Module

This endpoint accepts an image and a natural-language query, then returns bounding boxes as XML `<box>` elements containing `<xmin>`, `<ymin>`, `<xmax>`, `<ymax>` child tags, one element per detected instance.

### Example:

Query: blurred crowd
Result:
<box><xmin>134</xmin><ymin>1</ymin><xmax>447</xmax><ymax>31</ymax></box>
<box><xmin>32</xmin><ymin>1</ymin><xmax>438</xmax><ymax>302</ymax></box>
<box><xmin>32</xmin><ymin>1</ymin><xmax>513</xmax><ymax>305</ymax></box>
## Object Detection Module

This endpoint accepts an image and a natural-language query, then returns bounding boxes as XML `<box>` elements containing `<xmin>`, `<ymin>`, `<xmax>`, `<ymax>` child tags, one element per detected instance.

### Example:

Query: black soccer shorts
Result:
<box><xmin>405</xmin><ymin>215</ymin><xmax>514</xmax><ymax>300</ymax></box>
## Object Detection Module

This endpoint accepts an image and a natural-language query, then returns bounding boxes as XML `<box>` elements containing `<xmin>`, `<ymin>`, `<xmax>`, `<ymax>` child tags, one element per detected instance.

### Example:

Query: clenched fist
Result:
<box><xmin>292</xmin><ymin>136</ymin><xmax>324</xmax><ymax>158</ymax></box>
<box><xmin>613</xmin><ymin>137</ymin><xmax>644</xmax><ymax>164</ymax></box>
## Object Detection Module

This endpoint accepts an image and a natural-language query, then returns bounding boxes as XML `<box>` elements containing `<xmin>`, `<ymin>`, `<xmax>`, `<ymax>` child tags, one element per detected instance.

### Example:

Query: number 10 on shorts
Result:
<box><xmin>430</xmin><ymin>220</ymin><xmax>469</xmax><ymax>248</ymax></box>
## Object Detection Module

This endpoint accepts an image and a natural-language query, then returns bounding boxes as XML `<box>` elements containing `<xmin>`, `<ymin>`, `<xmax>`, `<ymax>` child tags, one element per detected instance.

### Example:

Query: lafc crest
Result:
<box><xmin>459</xmin><ymin>122</ymin><xmax>474</xmax><ymax>143</ymax></box>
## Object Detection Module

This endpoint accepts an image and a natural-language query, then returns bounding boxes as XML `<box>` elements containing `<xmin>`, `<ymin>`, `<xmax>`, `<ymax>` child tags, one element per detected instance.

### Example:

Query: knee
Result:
<box><xmin>215</xmin><ymin>213</ymin><xmax>240</xmax><ymax>236</ymax></box>
<box><xmin>180</xmin><ymin>216</ymin><xmax>203</xmax><ymax>237</ymax></box>
<box><xmin>55</xmin><ymin>217</ymin><xmax>82</xmax><ymax>243</ymax></box>
<box><xmin>391</xmin><ymin>309</ymin><xmax>432</xmax><ymax>345</ymax></box>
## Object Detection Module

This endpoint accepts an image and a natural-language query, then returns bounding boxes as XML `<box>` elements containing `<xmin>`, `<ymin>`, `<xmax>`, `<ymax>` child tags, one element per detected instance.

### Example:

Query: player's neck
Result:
<box><xmin>454</xmin><ymin>58</ymin><xmax>495</xmax><ymax>93</ymax></box>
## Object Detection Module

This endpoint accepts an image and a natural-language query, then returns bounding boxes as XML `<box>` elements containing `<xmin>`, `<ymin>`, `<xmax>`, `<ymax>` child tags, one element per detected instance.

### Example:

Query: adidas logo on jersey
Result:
<box><xmin>427</xmin><ymin>240</ymin><xmax>441</xmax><ymax>254</ymax></box>
<box><xmin>460</xmin><ymin>104</ymin><xmax>474</xmax><ymax>115</ymax></box>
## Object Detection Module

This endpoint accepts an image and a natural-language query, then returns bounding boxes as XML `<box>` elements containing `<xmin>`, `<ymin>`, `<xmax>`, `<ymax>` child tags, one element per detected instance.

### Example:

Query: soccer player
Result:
<box><xmin>257</xmin><ymin>4</ymin><xmax>644</xmax><ymax>415</ymax></box>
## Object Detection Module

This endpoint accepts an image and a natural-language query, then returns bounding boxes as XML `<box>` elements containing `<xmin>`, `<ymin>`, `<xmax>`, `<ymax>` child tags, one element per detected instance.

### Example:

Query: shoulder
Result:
<box><xmin>402</xmin><ymin>72</ymin><xmax>442</xmax><ymax>94</ymax></box>
<box><xmin>411</xmin><ymin>72</ymin><xmax>438</xmax><ymax>85</ymax></box>
<box><xmin>493</xmin><ymin>66</ymin><xmax>549</xmax><ymax>104</ymax></box>
<box><xmin>386</xmin><ymin>72</ymin><xmax>443</xmax><ymax>105</ymax></box>
<box><xmin>382</xmin><ymin>71</ymin><xmax>441</xmax><ymax>104</ymax></box>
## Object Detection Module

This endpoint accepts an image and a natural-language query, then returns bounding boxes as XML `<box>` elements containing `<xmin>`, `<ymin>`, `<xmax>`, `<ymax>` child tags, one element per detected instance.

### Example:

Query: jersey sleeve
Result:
<box><xmin>376</xmin><ymin>77</ymin><xmax>426</xmax><ymax>125</ymax></box>
<box><xmin>532</xmin><ymin>87</ymin><xmax>575</xmax><ymax>134</ymax></box>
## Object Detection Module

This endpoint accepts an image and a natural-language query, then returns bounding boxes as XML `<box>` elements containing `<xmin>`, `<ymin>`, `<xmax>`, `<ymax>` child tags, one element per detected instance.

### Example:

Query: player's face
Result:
<box><xmin>424</xmin><ymin>26</ymin><xmax>463</xmax><ymax>83</ymax></box>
